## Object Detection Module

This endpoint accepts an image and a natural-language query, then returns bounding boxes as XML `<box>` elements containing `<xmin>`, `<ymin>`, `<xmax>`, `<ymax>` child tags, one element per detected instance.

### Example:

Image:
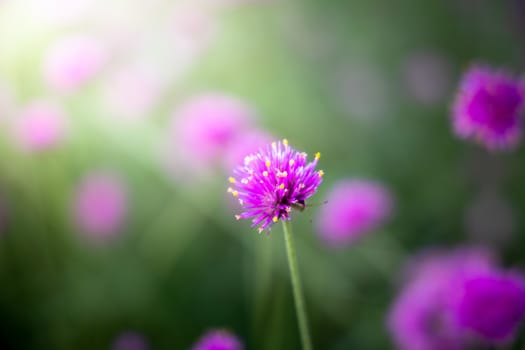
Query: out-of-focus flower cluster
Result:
<box><xmin>388</xmin><ymin>247</ymin><xmax>525</xmax><ymax>349</ymax></box>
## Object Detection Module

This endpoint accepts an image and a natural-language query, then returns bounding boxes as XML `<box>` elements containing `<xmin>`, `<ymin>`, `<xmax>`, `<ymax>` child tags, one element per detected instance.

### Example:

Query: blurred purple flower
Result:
<box><xmin>12</xmin><ymin>100</ymin><xmax>67</xmax><ymax>152</ymax></box>
<box><xmin>101</xmin><ymin>64</ymin><xmax>165</xmax><ymax>122</ymax></box>
<box><xmin>452</xmin><ymin>64</ymin><xmax>525</xmax><ymax>150</ymax></box>
<box><xmin>316</xmin><ymin>180</ymin><xmax>393</xmax><ymax>247</ymax></box>
<box><xmin>192</xmin><ymin>329</ymin><xmax>243</xmax><ymax>350</ymax></box>
<box><xmin>388</xmin><ymin>247</ymin><xmax>496</xmax><ymax>350</ymax></box>
<box><xmin>388</xmin><ymin>278</ymin><xmax>465</xmax><ymax>350</ymax></box>
<box><xmin>112</xmin><ymin>331</ymin><xmax>149</xmax><ymax>350</ymax></box>
<box><xmin>170</xmin><ymin>93</ymin><xmax>254</xmax><ymax>169</ymax></box>
<box><xmin>455</xmin><ymin>271</ymin><xmax>525</xmax><ymax>343</ymax></box>
<box><xmin>73</xmin><ymin>171</ymin><xmax>127</xmax><ymax>240</ymax></box>
<box><xmin>43</xmin><ymin>34</ymin><xmax>108</xmax><ymax>93</ymax></box>
<box><xmin>223</xmin><ymin>129</ymin><xmax>273</xmax><ymax>171</ymax></box>
<box><xmin>402</xmin><ymin>50</ymin><xmax>452</xmax><ymax>105</ymax></box>
<box><xmin>229</xmin><ymin>139</ymin><xmax>323</xmax><ymax>233</ymax></box>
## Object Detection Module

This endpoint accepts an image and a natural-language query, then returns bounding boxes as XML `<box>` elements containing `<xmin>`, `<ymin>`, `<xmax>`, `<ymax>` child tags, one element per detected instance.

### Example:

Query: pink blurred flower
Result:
<box><xmin>192</xmin><ymin>329</ymin><xmax>243</xmax><ymax>350</ymax></box>
<box><xmin>223</xmin><ymin>129</ymin><xmax>273</xmax><ymax>170</ymax></box>
<box><xmin>169</xmin><ymin>93</ymin><xmax>255</xmax><ymax>170</ymax></box>
<box><xmin>452</xmin><ymin>64</ymin><xmax>525</xmax><ymax>151</ymax></box>
<box><xmin>101</xmin><ymin>64</ymin><xmax>165</xmax><ymax>122</ymax></box>
<box><xmin>112</xmin><ymin>331</ymin><xmax>149</xmax><ymax>350</ymax></box>
<box><xmin>402</xmin><ymin>50</ymin><xmax>453</xmax><ymax>105</ymax></box>
<box><xmin>316</xmin><ymin>179</ymin><xmax>393</xmax><ymax>247</ymax></box>
<box><xmin>455</xmin><ymin>271</ymin><xmax>525</xmax><ymax>343</ymax></box>
<box><xmin>73</xmin><ymin>171</ymin><xmax>128</xmax><ymax>240</ymax></box>
<box><xmin>12</xmin><ymin>100</ymin><xmax>67</xmax><ymax>152</ymax></box>
<box><xmin>388</xmin><ymin>247</ymin><xmax>497</xmax><ymax>350</ymax></box>
<box><xmin>43</xmin><ymin>35</ymin><xmax>108</xmax><ymax>93</ymax></box>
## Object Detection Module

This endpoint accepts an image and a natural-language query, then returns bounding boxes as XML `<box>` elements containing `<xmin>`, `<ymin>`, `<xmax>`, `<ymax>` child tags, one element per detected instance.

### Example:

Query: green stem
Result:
<box><xmin>282</xmin><ymin>220</ymin><xmax>313</xmax><ymax>350</ymax></box>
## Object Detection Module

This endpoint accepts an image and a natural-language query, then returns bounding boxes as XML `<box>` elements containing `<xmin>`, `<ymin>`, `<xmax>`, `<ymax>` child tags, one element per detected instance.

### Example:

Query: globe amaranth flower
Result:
<box><xmin>228</xmin><ymin>139</ymin><xmax>323</xmax><ymax>233</ymax></box>
<box><xmin>316</xmin><ymin>179</ymin><xmax>393</xmax><ymax>247</ymax></box>
<box><xmin>192</xmin><ymin>329</ymin><xmax>243</xmax><ymax>350</ymax></box>
<box><xmin>455</xmin><ymin>271</ymin><xmax>525</xmax><ymax>343</ymax></box>
<box><xmin>170</xmin><ymin>93</ymin><xmax>255</xmax><ymax>170</ymax></box>
<box><xmin>43</xmin><ymin>34</ymin><xmax>108</xmax><ymax>93</ymax></box>
<box><xmin>12</xmin><ymin>100</ymin><xmax>67</xmax><ymax>152</ymax></box>
<box><xmin>73</xmin><ymin>171</ymin><xmax>128</xmax><ymax>240</ymax></box>
<box><xmin>387</xmin><ymin>247</ymin><xmax>496</xmax><ymax>350</ymax></box>
<box><xmin>452</xmin><ymin>64</ymin><xmax>525</xmax><ymax>150</ymax></box>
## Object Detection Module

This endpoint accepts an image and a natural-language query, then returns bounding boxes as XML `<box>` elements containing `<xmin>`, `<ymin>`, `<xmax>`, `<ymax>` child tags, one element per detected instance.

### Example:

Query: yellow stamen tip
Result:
<box><xmin>315</xmin><ymin>152</ymin><xmax>321</xmax><ymax>160</ymax></box>
<box><xmin>265</xmin><ymin>160</ymin><xmax>271</xmax><ymax>167</ymax></box>
<box><xmin>227</xmin><ymin>187</ymin><xmax>233</xmax><ymax>193</ymax></box>
<box><xmin>263</xmin><ymin>171</ymin><xmax>269</xmax><ymax>177</ymax></box>
<box><xmin>232</xmin><ymin>190</ymin><xmax>239</xmax><ymax>197</ymax></box>
<box><xmin>279</xmin><ymin>183</ymin><xmax>285</xmax><ymax>189</ymax></box>
<box><xmin>289</xmin><ymin>159</ymin><xmax>295</xmax><ymax>166</ymax></box>
<box><xmin>228</xmin><ymin>177</ymin><xmax>236</xmax><ymax>183</ymax></box>
<box><xmin>282</xmin><ymin>139</ymin><xmax>289</xmax><ymax>146</ymax></box>
<box><xmin>272</xmin><ymin>216</ymin><xmax>279</xmax><ymax>223</ymax></box>
<box><xmin>271</xmin><ymin>142</ymin><xmax>277</xmax><ymax>149</ymax></box>
<box><xmin>318</xmin><ymin>170</ymin><xmax>324</xmax><ymax>177</ymax></box>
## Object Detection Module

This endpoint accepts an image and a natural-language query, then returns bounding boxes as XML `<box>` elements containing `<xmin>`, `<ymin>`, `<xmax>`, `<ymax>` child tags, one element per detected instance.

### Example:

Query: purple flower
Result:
<box><xmin>73</xmin><ymin>171</ymin><xmax>128</xmax><ymax>240</ymax></box>
<box><xmin>170</xmin><ymin>93</ymin><xmax>254</xmax><ymax>170</ymax></box>
<box><xmin>43</xmin><ymin>34</ymin><xmax>108</xmax><ymax>93</ymax></box>
<box><xmin>192</xmin><ymin>329</ymin><xmax>243</xmax><ymax>350</ymax></box>
<box><xmin>228</xmin><ymin>139</ymin><xmax>323</xmax><ymax>233</ymax></box>
<box><xmin>316</xmin><ymin>180</ymin><xmax>392</xmax><ymax>247</ymax></box>
<box><xmin>452</xmin><ymin>64</ymin><xmax>525</xmax><ymax>150</ymax></box>
<box><xmin>112</xmin><ymin>331</ymin><xmax>149</xmax><ymax>350</ymax></box>
<box><xmin>388</xmin><ymin>279</ymin><xmax>465</xmax><ymax>350</ymax></box>
<box><xmin>387</xmin><ymin>247</ymin><xmax>496</xmax><ymax>350</ymax></box>
<box><xmin>222</xmin><ymin>129</ymin><xmax>274</xmax><ymax>171</ymax></box>
<box><xmin>455</xmin><ymin>271</ymin><xmax>525</xmax><ymax>343</ymax></box>
<box><xmin>101</xmin><ymin>63</ymin><xmax>165</xmax><ymax>122</ymax></box>
<box><xmin>11</xmin><ymin>100</ymin><xmax>67</xmax><ymax>152</ymax></box>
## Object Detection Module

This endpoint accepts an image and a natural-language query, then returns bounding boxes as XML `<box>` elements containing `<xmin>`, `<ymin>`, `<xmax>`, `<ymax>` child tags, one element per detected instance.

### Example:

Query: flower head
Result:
<box><xmin>452</xmin><ymin>64</ymin><xmax>525</xmax><ymax>150</ymax></box>
<box><xmin>170</xmin><ymin>93</ymin><xmax>254</xmax><ymax>169</ymax></box>
<box><xmin>192</xmin><ymin>329</ymin><xmax>243</xmax><ymax>350</ymax></box>
<box><xmin>316</xmin><ymin>179</ymin><xmax>392</xmax><ymax>247</ymax></box>
<box><xmin>455</xmin><ymin>271</ymin><xmax>525</xmax><ymax>343</ymax></box>
<box><xmin>12</xmin><ymin>100</ymin><xmax>67</xmax><ymax>152</ymax></box>
<box><xmin>228</xmin><ymin>139</ymin><xmax>323</xmax><ymax>233</ymax></box>
<box><xmin>73</xmin><ymin>171</ymin><xmax>128</xmax><ymax>240</ymax></box>
<box><xmin>222</xmin><ymin>129</ymin><xmax>274</xmax><ymax>170</ymax></box>
<box><xmin>387</xmin><ymin>247</ymin><xmax>496</xmax><ymax>350</ymax></box>
<box><xmin>43</xmin><ymin>34</ymin><xmax>108</xmax><ymax>93</ymax></box>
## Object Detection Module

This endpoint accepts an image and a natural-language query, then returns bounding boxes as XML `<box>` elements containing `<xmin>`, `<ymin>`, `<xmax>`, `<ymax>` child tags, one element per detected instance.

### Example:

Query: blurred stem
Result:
<box><xmin>282</xmin><ymin>220</ymin><xmax>313</xmax><ymax>350</ymax></box>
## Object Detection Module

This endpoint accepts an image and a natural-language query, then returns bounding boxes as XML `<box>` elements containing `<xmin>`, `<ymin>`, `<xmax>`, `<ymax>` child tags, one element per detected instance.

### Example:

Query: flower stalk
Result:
<box><xmin>282</xmin><ymin>220</ymin><xmax>313</xmax><ymax>350</ymax></box>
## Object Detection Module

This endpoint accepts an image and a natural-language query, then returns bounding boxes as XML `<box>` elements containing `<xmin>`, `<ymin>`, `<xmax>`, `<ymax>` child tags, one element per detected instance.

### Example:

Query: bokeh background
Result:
<box><xmin>0</xmin><ymin>0</ymin><xmax>524</xmax><ymax>349</ymax></box>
